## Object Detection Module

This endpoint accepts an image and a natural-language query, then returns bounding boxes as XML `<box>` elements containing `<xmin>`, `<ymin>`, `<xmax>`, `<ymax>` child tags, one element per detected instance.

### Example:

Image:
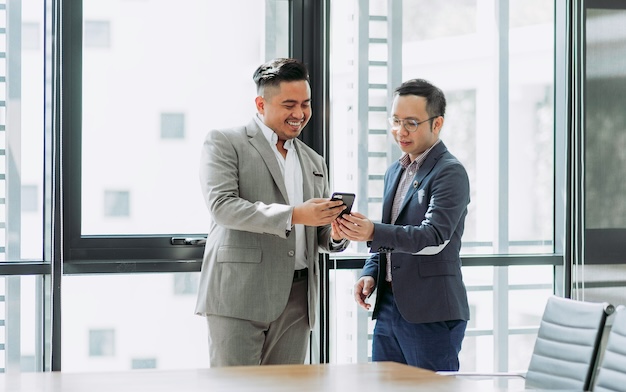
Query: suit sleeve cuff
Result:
<box><xmin>329</xmin><ymin>238</ymin><xmax>347</xmax><ymax>249</ymax></box>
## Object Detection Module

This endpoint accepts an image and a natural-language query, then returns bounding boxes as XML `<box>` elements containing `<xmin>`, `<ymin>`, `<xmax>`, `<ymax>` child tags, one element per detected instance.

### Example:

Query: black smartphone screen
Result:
<box><xmin>330</xmin><ymin>192</ymin><xmax>356</xmax><ymax>217</ymax></box>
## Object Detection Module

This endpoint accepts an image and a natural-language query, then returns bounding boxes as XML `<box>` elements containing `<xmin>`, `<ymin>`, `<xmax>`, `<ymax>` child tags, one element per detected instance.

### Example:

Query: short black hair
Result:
<box><xmin>394</xmin><ymin>79</ymin><xmax>446</xmax><ymax>118</ymax></box>
<box><xmin>253</xmin><ymin>58</ymin><xmax>310</xmax><ymax>95</ymax></box>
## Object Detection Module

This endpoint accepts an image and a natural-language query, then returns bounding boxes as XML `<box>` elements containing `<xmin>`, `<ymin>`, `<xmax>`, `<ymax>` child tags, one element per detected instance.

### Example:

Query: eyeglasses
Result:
<box><xmin>388</xmin><ymin>116</ymin><xmax>438</xmax><ymax>133</ymax></box>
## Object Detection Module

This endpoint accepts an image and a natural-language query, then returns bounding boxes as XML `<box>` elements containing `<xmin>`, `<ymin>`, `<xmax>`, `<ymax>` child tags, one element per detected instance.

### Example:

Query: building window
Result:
<box><xmin>131</xmin><ymin>358</ymin><xmax>157</xmax><ymax>369</ymax></box>
<box><xmin>22</xmin><ymin>22</ymin><xmax>40</xmax><ymax>50</ymax></box>
<box><xmin>173</xmin><ymin>272</ymin><xmax>199</xmax><ymax>295</ymax></box>
<box><xmin>89</xmin><ymin>329</ymin><xmax>115</xmax><ymax>357</ymax></box>
<box><xmin>84</xmin><ymin>20</ymin><xmax>111</xmax><ymax>48</ymax></box>
<box><xmin>160</xmin><ymin>112</ymin><xmax>185</xmax><ymax>139</ymax></box>
<box><xmin>104</xmin><ymin>190</ymin><xmax>130</xmax><ymax>217</ymax></box>
<box><xmin>21</xmin><ymin>185</ymin><xmax>38</xmax><ymax>212</ymax></box>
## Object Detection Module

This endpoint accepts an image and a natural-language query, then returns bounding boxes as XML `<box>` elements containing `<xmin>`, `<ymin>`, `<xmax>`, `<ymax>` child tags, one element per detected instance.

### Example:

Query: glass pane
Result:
<box><xmin>62</xmin><ymin>273</ymin><xmax>207</xmax><ymax>371</ymax></box>
<box><xmin>329</xmin><ymin>0</ymin><xmax>554</xmax><ymax>256</ymax></box>
<box><xmin>508</xmin><ymin>0</ymin><xmax>555</xmax><ymax>253</ymax></box>
<box><xmin>328</xmin><ymin>264</ymin><xmax>553</xmax><ymax>372</ymax></box>
<box><xmin>0</xmin><ymin>275</ymin><xmax>48</xmax><ymax>372</ymax></box>
<box><xmin>3</xmin><ymin>1</ymin><xmax>48</xmax><ymax>261</ymax></box>
<box><xmin>585</xmin><ymin>9</ymin><xmax>626</xmax><ymax>229</ymax></box>
<box><xmin>575</xmin><ymin>264</ymin><xmax>626</xmax><ymax>307</ymax></box>
<box><xmin>81</xmin><ymin>0</ymin><xmax>290</xmax><ymax>235</ymax></box>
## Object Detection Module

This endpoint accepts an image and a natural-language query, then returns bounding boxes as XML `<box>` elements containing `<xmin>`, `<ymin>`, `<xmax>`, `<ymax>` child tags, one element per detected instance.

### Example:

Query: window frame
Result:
<box><xmin>60</xmin><ymin>0</ymin><xmax>323</xmax><ymax>273</ymax></box>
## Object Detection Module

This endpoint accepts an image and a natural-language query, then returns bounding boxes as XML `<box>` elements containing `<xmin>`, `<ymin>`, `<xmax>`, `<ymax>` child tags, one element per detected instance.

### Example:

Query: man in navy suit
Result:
<box><xmin>337</xmin><ymin>79</ymin><xmax>470</xmax><ymax>371</ymax></box>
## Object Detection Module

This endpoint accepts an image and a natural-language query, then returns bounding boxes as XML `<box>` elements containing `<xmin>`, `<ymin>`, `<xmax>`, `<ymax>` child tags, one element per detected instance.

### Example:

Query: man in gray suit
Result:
<box><xmin>195</xmin><ymin>58</ymin><xmax>348</xmax><ymax>367</ymax></box>
<box><xmin>337</xmin><ymin>79</ymin><xmax>470</xmax><ymax>371</ymax></box>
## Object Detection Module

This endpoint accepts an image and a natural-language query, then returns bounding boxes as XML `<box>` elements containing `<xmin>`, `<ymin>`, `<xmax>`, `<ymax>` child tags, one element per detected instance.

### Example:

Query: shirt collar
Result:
<box><xmin>399</xmin><ymin>139</ymin><xmax>441</xmax><ymax>169</ymax></box>
<box><xmin>254</xmin><ymin>114</ymin><xmax>294</xmax><ymax>150</ymax></box>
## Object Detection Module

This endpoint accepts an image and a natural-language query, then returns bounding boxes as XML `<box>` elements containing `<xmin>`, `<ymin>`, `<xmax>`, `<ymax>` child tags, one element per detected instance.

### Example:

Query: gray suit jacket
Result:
<box><xmin>361</xmin><ymin>141</ymin><xmax>470</xmax><ymax>324</ymax></box>
<box><xmin>194</xmin><ymin>119</ymin><xmax>346</xmax><ymax>328</ymax></box>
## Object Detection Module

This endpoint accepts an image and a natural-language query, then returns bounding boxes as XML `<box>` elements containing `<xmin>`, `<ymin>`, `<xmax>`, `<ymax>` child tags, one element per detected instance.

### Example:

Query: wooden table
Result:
<box><xmin>1</xmin><ymin>362</ymin><xmax>514</xmax><ymax>391</ymax></box>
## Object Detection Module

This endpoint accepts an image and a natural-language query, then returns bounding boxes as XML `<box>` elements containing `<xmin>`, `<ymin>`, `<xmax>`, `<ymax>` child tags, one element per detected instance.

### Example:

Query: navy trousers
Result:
<box><xmin>371</xmin><ymin>289</ymin><xmax>467</xmax><ymax>371</ymax></box>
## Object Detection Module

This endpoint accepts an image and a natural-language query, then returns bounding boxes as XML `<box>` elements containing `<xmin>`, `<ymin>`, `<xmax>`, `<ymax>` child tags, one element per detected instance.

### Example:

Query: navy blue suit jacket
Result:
<box><xmin>361</xmin><ymin>141</ymin><xmax>470</xmax><ymax>324</ymax></box>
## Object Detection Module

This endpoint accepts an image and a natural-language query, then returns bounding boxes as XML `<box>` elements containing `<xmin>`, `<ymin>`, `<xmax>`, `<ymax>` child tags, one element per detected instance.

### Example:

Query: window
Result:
<box><xmin>69</xmin><ymin>0</ymin><xmax>291</xmax><ymax>257</ymax></box>
<box><xmin>160</xmin><ymin>113</ymin><xmax>185</xmax><ymax>139</ymax></box>
<box><xmin>329</xmin><ymin>0</ymin><xmax>554</xmax><ymax>256</ymax></box>
<box><xmin>59</xmin><ymin>0</ymin><xmax>293</xmax><ymax>373</ymax></box>
<box><xmin>84</xmin><ymin>20</ymin><xmax>111</xmax><ymax>48</ymax></box>
<box><xmin>89</xmin><ymin>329</ymin><xmax>116</xmax><ymax>357</ymax></box>
<box><xmin>104</xmin><ymin>190</ymin><xmax>130</xmax><ymax>218</ymax></box>
<box><xmin>573</xmin><ymin>1</ymin><xmax>626</xmax><ymax>307</ymax></box>
<box><xmin>1</xmin><ymin>2</ymin><xmax>48</xmax><ymax>263</ymax></box>
<box><xmin>0</xmin><ymin>276</ymin><xmax>47</xmax><ymax>372</ymax></box>
<box><xmin>0</xmin><ymin>0</ymin><xmax>51</xmax><ymax>373</ymax></box>
<box><xmin>173</xmin><ymin>273</ymin><xmax>198</xmax><ymax>295</ymax></box>
<box><xmin>328</xmin><ymin>0</ymin><xmax>557</xmax><ymax>371</ymax></box>
<box><xmin>63</xmin><ymin>273</ymin><xmax>207</xmax><ymax>371</ymax></box>
<box><xmin>131</xmin><ymin>358</ymin><xmax>157</xmax><ymax>369</ymax></box>
<box><xmin>21</xmin><ymin>185</ymin><xmax>39</xmax><ymax>213</ymax></box>
<box><xmin>5</xmin><ymin>0</ymin><xmax>601</xmax><ymax>375</ymax></box>
<box><xmin>584</xmin><ymin>6</ymin><xmax>626</xmax><ymax>254</ymax></box>
<box><xmin>22</xmin><ymin>22</ymin><xmax>40</xmax><ymax>50</ymax></box>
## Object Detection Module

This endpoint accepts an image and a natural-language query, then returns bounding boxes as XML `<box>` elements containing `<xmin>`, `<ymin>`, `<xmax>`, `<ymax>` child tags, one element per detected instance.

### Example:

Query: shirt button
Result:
<box><xmin>288</xmin><ymin>250</ymin><xmax>295</xmax><ymax>257</ymax></box>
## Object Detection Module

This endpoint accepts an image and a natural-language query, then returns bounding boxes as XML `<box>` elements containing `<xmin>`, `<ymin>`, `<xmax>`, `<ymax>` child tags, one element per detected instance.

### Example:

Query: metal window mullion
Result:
<box><xmin>356</xmin><ymin>0</ymin><xmax>369</xmax><ymax>254</ymax></box>
<box><xmin>265</xmin><ymin>0</ymin><xmax>278</xmax><ymax>59</ymax></box>
<box><xmin>5</xmin><ymin>0</ymin><xmax>23</xmax><ymax>374</ymax></box>
<box><xmin>42</xmin><ymin>0</ymin><xmax>55</xmax><ymax>373</ymax></box>
<box><xmin>574</xmin><ymin>0</ymin><xmax>586</xmax><ymax>301</ymax></box>
<box><xmin>567</xmin><ymin>0</ymin><xmax>585</xmax><ymax>301</ymax></box>
<box><xmin>355</xmin><ymin>274</ymin><xmax>369</xmax><ymax>363</ymax></box>
<box><xmin>493</xmin><ymin>266</ymin><xmax>509</xmax><ymax>374</ymax></box>
<box><xmin>493</xmin><ymin>0</ymin><xmax>510</xmax><ymax>374</ymax></box>
<box><xmin>554</xmin><ymin>0</ymin><xmax>569</xmax><ymax>299</ymax></box>
<box><xmin>387</xmin><ymin>0</ymin><xmax>401</xmax><ymax>164</ymax></box>
<box><xmin>495</xmin><ymin>1</ymin><xmax>510</xmax><ymax>255</ymax></box>
<box><xmin>54</xmin><ymin>0</ymin><xmax>85</xmax><ymax>372</ymax></box>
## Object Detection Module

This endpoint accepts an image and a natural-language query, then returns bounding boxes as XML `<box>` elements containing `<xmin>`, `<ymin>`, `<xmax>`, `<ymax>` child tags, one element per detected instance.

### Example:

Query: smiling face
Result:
<box><xmin>390</xmin><ymin>94</ymin><xmax>443</xmax><ymax>161</ymax></box>
<box><xmin>255</xmin><ymin>80</ymin><xmax>312</xmax><ymax>141</ymax></box>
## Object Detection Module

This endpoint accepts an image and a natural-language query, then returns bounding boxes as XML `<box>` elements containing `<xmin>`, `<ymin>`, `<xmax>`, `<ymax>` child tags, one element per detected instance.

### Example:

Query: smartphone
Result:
<box><xmin>330</xmin><ymin>192</ymin><xmax>356</xmax><ymax>217</ymax></box>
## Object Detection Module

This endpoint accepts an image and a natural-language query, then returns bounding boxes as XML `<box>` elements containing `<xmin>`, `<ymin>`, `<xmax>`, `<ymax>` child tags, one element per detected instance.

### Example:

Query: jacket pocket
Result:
<box><xmin>313</xmin><ymin>176</ymin><xmax>325</xmax><ymax>196</ymax></box>
<box><xmin>217</xmin><ymin>246</ymin><xmax>262</xmax><ymax>263</ymax></box>
<box><xmin>418</xmin><ymin>260</ymin><xmax>459</xmax><ymax>277</ymax></box>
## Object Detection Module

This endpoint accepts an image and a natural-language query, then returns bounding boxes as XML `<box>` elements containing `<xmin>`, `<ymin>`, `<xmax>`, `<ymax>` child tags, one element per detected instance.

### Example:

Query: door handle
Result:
<box><xmin>170</xmin><ymin>237</ymin><xmax>207</xmax><ymax>246</ymax></box>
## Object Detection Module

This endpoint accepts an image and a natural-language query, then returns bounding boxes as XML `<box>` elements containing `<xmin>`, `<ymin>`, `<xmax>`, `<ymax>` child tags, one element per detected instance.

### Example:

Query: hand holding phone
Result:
<box><xmin>330</xmin><ymin>192</ymin><xmax>356</xmax><ymax>217</ymax></box>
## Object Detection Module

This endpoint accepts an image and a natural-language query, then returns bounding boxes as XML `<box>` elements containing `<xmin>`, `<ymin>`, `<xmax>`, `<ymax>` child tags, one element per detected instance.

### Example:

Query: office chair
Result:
<box><xmin>591</xmin><ymin>305</ymin><xmax>626</xmax><ymax>392</ymax></box>
<box><xmin>438</xmin><ymin>295</ymin><xmax>614</xmax><ymax>391</ymax></box>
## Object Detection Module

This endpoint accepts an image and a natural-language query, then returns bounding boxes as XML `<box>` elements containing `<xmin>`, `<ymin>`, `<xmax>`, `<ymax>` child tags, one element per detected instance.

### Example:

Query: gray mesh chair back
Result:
<box><xmin>593</xmin><ymin>305</ymin><xmax>626</xmax><ymax>392</ymax></box>
<box><xmin>524</xmin><ymin>296</ymin><xmax>614</xmax><ymax>390</ymax></box>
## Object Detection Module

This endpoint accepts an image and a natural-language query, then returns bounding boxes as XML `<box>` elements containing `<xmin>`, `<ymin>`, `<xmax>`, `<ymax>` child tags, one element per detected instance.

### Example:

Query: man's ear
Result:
<box><xmin>433</xmin><ymin>116</ymin><xmax>444</xmax><ymax>134</ymax></box>
<box><xmin>255</xmin><ymin>96</ymin><xmax>265</xmax><ymax>114</ymax></box>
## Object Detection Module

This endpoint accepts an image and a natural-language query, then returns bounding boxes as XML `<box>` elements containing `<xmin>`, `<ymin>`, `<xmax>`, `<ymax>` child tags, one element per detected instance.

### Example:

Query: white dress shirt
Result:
<box><xmin>255</xmin><ymin>115</ymin><xmax>307</xmax><ymax>270</ymax></box>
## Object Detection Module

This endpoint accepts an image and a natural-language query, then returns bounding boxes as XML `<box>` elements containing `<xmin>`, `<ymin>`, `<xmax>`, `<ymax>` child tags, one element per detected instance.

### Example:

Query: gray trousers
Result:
<box><xmin>205</xmin><ymin>277</ymin><xmax>309</xmax><ymax>367</ymax></box>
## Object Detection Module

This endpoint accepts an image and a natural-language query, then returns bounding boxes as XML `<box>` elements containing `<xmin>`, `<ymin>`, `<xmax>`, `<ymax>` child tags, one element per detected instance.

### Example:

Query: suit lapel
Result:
<box><xmin>247</xmin><ymin>121</ymin><xmax>290</xmax><ymax>203</ymax></box>
<box><xmin>382</xmin><ymin>162</ymin><xmax>404</xmax><ymax>223</ymax></box>
<box><xmin>294</xmin><ymin>141</ymin><xmax>316</xmax><ymax>256</ymax></box>
<box><xmin>294</xmin><ymin>140</ymin><xmax>315</xmax><ymax>201</ymax></box>
<box><xmin>398</xmin><ymin>142</ymin><xmax>447</xmax><ymax>213</ymax></box>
